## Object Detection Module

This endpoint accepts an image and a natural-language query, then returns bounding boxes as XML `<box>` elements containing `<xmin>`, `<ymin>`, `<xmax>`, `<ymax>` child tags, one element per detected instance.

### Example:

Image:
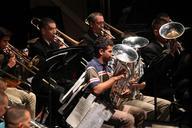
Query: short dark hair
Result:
<box><xmin>4</xmin><ymin>106</ymin><xmax>30</xmax><ymax>127</ymax></box>
<box><xmin>39</xmin><ymin>17</ymin><xmax>56</xmax><ymax>29</ymax></box>
<box><xmin>86</xmin><ymin>12</ymin><xmax>103</xmax><ymax>24</ymax></box>
<box><xmin>152</xmin><ymin>13</ymin><xmax>170</xmax><ymax>30</ymax></box>
<box><xmin>94</xmin><ymin>37</ymin><xmax>113</xmax><ymax>56</ymax></box>
<box><xmin>156</xmin><ymin>12</ymin><xmax>170</xmax><ymax>20</ymax></box>
<box><xmin>0</xmin><ymin>27</ymin><xmax>11</xmax><ymax>40</ymax></box>
<box><xmin>151</xmin><ymin>17</ymin><xmax>168</xmax><ymax>30</ymax></box>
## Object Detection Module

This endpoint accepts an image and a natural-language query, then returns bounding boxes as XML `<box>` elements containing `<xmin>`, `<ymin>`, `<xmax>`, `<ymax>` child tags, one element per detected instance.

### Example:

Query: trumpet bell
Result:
<box><xmin>122</xmin><ymin>36</ymin><xmax>149</xmax><ymax>49</ymax></box>
<box><xmin>159</xmin><ymin>22</ymin><xmax>185</xmax><ymax>39</ymax></box>
<box><xmin>112</xmin><ymin>44</ymin><xmax>138</xmax><ymax>63</ymax></box>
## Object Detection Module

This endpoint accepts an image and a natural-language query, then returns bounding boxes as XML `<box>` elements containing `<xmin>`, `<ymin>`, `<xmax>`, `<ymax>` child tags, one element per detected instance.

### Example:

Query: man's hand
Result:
<box><xmin>169</xmin><ymin>40</ymin><xmax>183</xmax><ymax>55</ymax></box>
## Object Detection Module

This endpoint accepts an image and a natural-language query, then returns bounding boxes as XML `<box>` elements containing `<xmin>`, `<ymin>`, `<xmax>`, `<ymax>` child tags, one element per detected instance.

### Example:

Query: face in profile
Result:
<box><xmin>0</xmin><ymin>36</ymin><xmax>10</xmax><ymax>49</ymax></box>
<box><xmin>19</xmin><ymin>111</ymin><xmax>31</xmax><ymax>128</ymax></box>
<box><xmin>41</xmin><ymin>22</ymin><xmax>57</xmax><ymax>42</ymax></box>
<box><xmin>102</xmin><ymin>45</ymin><xmax>113</xmax><ymax>63</ymax></box>
<box><xmin>5</xmin><ymin>108</ymin><xmax>31</xmax><ymax>128</ymax></box>
<box><xmin>0</xmin><ymin>96</ymin><xmax>8</xmax><ymax>117</ymax></box>
<box><xmin>91</xmin><ymin>15</ymin><xmax>104</xmax><ymax>35</ymax></box>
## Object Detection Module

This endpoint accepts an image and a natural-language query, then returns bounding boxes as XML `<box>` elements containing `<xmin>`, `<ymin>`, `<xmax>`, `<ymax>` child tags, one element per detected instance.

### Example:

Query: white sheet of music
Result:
<box><xmin>66</xmin><ymin>94</ymin><xmax>96</xmax><ymax>128</ymax></box>
<box><xmin>77</xmin><ymin>102</ymin><xmax>112</xmax><ymax>128</ymax></box>
<box><xmin>66</xmin><ymin>94</ymin><xmax>112</xmax><ymax>128</ymax></box>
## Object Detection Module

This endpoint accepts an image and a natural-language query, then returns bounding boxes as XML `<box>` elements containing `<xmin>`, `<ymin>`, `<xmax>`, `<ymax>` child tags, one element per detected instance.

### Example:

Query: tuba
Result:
<box><xmin>109</xmin><ymin>44</ymin><xmax>138</xmax><ymax>107</ymax></box>
<box><xmin>122</xmin><ymin>36</ymin><xmax>149</xmax><ymax>100</ymax></box>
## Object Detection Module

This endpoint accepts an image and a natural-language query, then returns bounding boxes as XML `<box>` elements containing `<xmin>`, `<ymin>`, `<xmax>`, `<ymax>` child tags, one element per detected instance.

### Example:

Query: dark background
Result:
<box><xmin>0</xmin><ymin>0</ymin><xmax>191</xmax><ymax>49</ymax></box>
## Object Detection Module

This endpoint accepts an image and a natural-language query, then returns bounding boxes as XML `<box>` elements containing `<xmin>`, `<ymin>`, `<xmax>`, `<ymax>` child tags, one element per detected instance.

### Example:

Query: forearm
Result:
<box><xmin>93</xmin><ymin>75</ymin><xmax>124</xmax><ymax>94</ymax></box>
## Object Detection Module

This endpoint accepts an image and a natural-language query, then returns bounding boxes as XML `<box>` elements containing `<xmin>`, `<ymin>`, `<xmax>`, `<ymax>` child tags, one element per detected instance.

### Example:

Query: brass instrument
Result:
<box><xmin>122</xmin><ymin>36</ymin><xmax>149</xmax><ymax>100</ymax></box>
<box><xmin>31</xmin><ymin>18</ymin><xmax>88</xmax><ymax>71</ymax></box>
<box><xmin>104</xmin><ymin>22</ymin><xmax>124</xmax><ymax>36</ymax></box>
<box><xmin>122</xmin><ymin>36</ymin><xmax>149</xmax><ymax>49</ymax></box>
<box><xmin>159</xmin><ymin>21</ymin><xmax>185</xmax><ymax>39</ymax></box>
<box><xmin>6</xmin><ymin>43</ymin><xmax>39</xmax><ymax>75</ymax></box>
<box><xmin>84</xmin><ymin>19</ymin><xmax>116</xmax><ymax>39</ymax></box>
<box><xmin>128</xmin><ymin>57</ymin><xmax>145</xmax><ymax>100</ymax></box>
<box><xmin>110</xmin><ymin>44</ymin><xmax>138</xmax><ymax>107</ymax></box>
<box><xmin>30</xmin><ymin>120</ymin><xmax>48</xmax><ymax>128</ymax></box>
<box><xmin>159</xmin><ymin>21</ymin><xmax>185</xmax><ymax>54</ymax></box>
<box><xmin>31</xmin><ymin>17</ymin><xmax>80</xmax><ymax>47</ymax></box>
<box><xmin>104</xmin><ymin>22</ymin><xmax>137</xmax><ymax>38</ymax></box>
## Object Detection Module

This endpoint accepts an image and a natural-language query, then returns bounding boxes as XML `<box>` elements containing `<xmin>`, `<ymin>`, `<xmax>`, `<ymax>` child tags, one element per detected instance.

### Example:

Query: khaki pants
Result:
<box><xmin>5</xmin><ymin>88</ymin><xmax>36</xmax><ymax>119</ymax></box>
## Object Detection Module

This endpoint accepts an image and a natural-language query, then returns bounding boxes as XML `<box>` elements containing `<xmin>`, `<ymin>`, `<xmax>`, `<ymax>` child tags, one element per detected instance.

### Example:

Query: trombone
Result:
<box><xmin>31</xmin><ymin>17</ymin><xmax>88</xmax><ymax>67</ymax></box>
<box><xmin>31</xmin><ymin>17</ymin><xmax>80</xmax><ymax>47</ymax></box>
<box><xmin>159</xmin><ymin>21</ymin><xmax>185</xmax><ymax>54</ymax></box>
<box><xmin>159</xmin><ymin>21</ymin><xmax>185</xmax><ymax>39</ymax></box>
<box><xmin>6</xmin><ymin>43</ymin><xmax>39</xmax><ymax>75</ymax></box>
<box><xmin>104</xmin><ymin>22</ymin><xmax>124</xmax><ymax>36</ymax></box>
<box><xmin>84</xmin><ymin>19</ymin><xmax>116</xmax><ymax>39</ymax></box>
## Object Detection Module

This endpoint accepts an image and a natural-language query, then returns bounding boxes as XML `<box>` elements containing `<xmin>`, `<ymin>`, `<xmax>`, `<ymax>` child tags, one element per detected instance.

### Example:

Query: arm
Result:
<box><xmin>93</xmin><ymin>75</ymin><xmax>124</xmax><ymax>95</ymax></box>
<box><xmin>86</xmin><ymin>66</ymin><xmax>124</xmax><ymax>95</ymax></box>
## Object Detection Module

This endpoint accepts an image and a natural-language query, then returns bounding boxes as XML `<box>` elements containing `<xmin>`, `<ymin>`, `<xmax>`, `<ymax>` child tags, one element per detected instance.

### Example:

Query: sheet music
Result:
<box><xmin>66</xmin><ymin>94</ymin><xmax>112</xmax><ymax>128</ymax></box>
<box><xmin>66</xmin><ymin>94</ymin><xmax>96</xmax><ymax>128</ymax></box>
<box><xmin>77</xmin><ymin>102</ymin><xmax>112</xmax><ymax>128</ymax></box>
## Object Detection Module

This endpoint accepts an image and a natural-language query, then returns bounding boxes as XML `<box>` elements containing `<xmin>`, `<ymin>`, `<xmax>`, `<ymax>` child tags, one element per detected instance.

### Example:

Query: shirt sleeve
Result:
<box><xmin>86</xmin><ymin>66</ymin><xmax>100</xmax><ymax>90</ymax></box>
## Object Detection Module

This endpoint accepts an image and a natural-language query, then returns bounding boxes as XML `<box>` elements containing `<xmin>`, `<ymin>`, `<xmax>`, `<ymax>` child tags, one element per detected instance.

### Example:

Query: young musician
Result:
<box><xmin>0</xmin><ymin>27</ymin><xmax>36</xmax><ymax>119</ymax></box>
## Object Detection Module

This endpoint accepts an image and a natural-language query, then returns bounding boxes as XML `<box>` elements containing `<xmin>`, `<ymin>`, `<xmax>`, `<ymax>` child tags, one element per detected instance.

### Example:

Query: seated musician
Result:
<box><xmin>0</xmin><ymin>26</ymin><xmax>36</xmax><ymax>119</ymax></box>
<box><xmin>110</xmin><ymin>47</ymin><xmax>171</xmax><ymax>121</ymax></box>
<box><xmin>83</xmin><ymin>37</ymin><xmax>146</xmax><ymax>128</ymax></box>
<box><xmin>28</xmin><ymin>17</ymin><xmax>67</xmax><ymax>127</ymax></box>
<box><xmin>4</xmin><ymin>106</ymin><xmax>31</xmax><ymax>128</ymax></box>
<box><xmin>0</xmin><ymin>90</ymin><xmax>9</xmax><ymax>128</ymax></box>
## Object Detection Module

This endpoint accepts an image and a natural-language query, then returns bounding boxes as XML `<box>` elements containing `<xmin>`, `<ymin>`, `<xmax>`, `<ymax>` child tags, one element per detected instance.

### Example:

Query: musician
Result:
<box><xmin>110</xmin><ymin>55</ymin><xmax>171</xmax><ymax>121</ymax></box>
<box><xmin>84</xmin><ymin>37</ymin><xmax>146</xmax><ymax>128</ymax></box>
<box><xmin>0</xmin><ymin>90</ymin><xmax>8</xmax><ymax>117</ymax></box>
<box><xmin>0</xmin><ymin>27</ymin><xmax>36</xmax><ymax>119</ymax></box>
<box><xmin>174</xmin><ymin>29</ymin><xmax>192</xmax><ymax>107</ymax></box>
<box><xmin>80</xmin><ymin>12</ymin><xmax>115</xmax><ymax>61</ymax></box>
<box><xmin>4</xmin><ymin>106</ymin><xmax>31</xmax><ymax>128</ymax></box>
<box><xmin>28</xmin><ymin>18</ymin><xmax>66</xmax><ymax>127</ymax></box>
<box><xmin>0</xmin><ymin>90</ymin><xmax>8</xmax><ymax>128</ymax></box>
<box><xmin>28</xmin><ymin>17</ymin><xmax>65</xmax><ymax>67</ymax></box>
<box><xmin>140</xmin><ymin>13</ymin><xmax>182</xmax><ymax>100</ymax></box>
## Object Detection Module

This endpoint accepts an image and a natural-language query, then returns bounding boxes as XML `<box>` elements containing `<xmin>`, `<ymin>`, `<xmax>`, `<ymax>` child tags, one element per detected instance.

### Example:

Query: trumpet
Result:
<box><xmin>31</xmin><ymin>17</ymin><xmax>80</xmax><ymax>47</ymax></box>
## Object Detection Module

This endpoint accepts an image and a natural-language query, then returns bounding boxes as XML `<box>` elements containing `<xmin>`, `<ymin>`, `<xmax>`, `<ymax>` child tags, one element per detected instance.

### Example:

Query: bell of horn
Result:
<box><xmin>122</xmin><ymin>36</ymin><xmax>149</xmax><ymax>49</ymax></box>
<box><xmin>112</xmin><ymin>44</ymin><xmax>138</xmax><ymax>63</ymax></box>
<box><xmin>159</xmin><ymin>21</ymin><xmax>185</xmax><ymax>39</ymax></box>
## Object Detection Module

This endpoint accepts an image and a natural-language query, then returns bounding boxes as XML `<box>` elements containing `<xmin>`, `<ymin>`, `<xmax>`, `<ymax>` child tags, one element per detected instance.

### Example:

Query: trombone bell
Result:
<box><xmin>159</xmin><ymin>22</ymin><xmax>185</xmax><ymax>39</ymax></box>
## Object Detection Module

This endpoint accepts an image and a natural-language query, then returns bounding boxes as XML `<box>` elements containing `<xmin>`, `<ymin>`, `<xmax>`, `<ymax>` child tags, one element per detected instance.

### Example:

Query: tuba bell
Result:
<box><xmin>122</xmin><ymin>36</ymin><xmax>149</xmax><ymax>49</ymax></box>
<box><xmin>112</xmin><ymin>44</ymin><xmax>138</xmax><ymax>64</ymax></box>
